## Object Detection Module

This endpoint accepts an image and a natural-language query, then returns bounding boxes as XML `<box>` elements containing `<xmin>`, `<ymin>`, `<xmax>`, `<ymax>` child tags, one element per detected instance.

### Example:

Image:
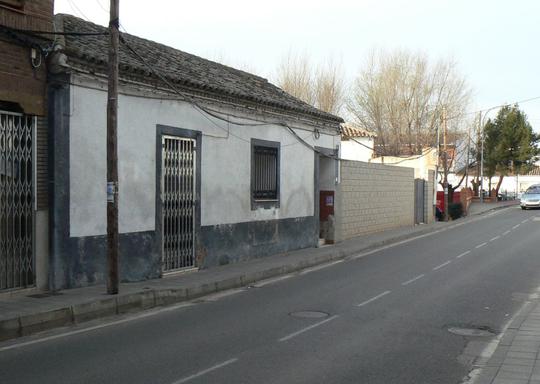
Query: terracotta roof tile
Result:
<box><xmin>341</xmin><ymin>123</ymin><xmax>377</xmax><ymax>138</ymax></box>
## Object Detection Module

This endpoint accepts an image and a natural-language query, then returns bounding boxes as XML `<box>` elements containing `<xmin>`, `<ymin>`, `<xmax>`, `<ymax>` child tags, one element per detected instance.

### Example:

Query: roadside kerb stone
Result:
<box><xmin>214</xmin><ymin>276</ymin><xmax>243</xmax><ymax>292</ymax></box>
<box><xmin>116</xmin><ymin>291</ymin><xmax>156</xmax><ymax>314</ymax></box>
<box><xmin>71</xmin><ymin>297</ymin><xmax>117</xmax><ymax>323</ymax></box>
<box><xmin>153</xmin><ymin>288</ymin><xmax>187</xmax><ymax>307</ymax></box>
<box><xmin>0</xmin><ymin>204</ymin><xmax>517</xmax><ymax>343</ymax></box>
<box><xmin>0</xmin><ymin>223</ymin><xmax>482</xmax><ymax>342</ymax></box>
<box><xmin>19</xmin><ymin>307</ymin><xmax>73</xmax><ymax>336</ymax></box>
<box><xmin>185</xmin><ymin>283</ymin><xmax>216</xmax><ymax>300</ymax></box>
<box><xmin>0</xmin><ymin>318</ymin><xmax>21</xmax><ymax>341</ymax></box>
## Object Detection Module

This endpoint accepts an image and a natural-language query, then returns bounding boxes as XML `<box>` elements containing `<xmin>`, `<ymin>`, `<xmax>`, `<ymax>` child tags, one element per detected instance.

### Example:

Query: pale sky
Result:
<box><xmin>55</xmin><ymin>0</ymin><xmax>540</xmax><ymax>131</ymax></box>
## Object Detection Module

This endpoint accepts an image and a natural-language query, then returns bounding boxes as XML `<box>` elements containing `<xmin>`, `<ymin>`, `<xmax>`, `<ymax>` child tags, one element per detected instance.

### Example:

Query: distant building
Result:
<box><xmin>340</xmin><ymin>123</ymin><xmax>376</xmax><ymax>162</ymax></box>
<box><xmin>370</xmin><ymin>147</ymin><xmax>438</xmax><ymax>181</ymax></box>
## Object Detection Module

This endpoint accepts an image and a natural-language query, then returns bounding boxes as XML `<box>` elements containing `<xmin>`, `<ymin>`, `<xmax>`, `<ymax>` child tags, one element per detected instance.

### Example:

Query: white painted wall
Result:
<box><xmin>340</xmin><ymin>137</ymin><xmax>373</xmax><ymax>162</ymax></box>
<box><xmin>369</xmin><ymin>149</ymin><xmax>437</xmax><ymax>180</ymax></box>
<box><xmin>69</xmin><ymin>80</ymin><xmax>338</xmax><ymax>237</ymax></box>
<box><xmin>451</xmin><ymin>174</ymin><xmax>540</xmax><ymax>195</ymax></box>
<box><xmin>319</xmin><ymin>157</ymin><xmax>336</xmax><ymax>191</ymax></box>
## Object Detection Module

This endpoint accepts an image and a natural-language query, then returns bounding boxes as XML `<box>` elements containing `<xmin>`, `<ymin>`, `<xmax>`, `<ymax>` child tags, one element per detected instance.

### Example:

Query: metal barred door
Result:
<box><xmin>0</xmin><ymin>111</ymin><xmax>35</xmax><ymax>290</ymax></box>
<box><xmin>161</xmin><ymin>136</ymin><xmax>196</xmax><ymax>272</ymax></box>
<box><xmin>414</xmin><ymin>178</ymin><xmax>425</xmax><ymax>224</ymax></box>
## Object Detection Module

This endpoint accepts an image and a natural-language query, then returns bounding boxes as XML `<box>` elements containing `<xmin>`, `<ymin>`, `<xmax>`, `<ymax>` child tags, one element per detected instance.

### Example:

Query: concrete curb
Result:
<box><xmin>0</xmin><ymin>227</ymin><xmax>438</xmax><ymax>342</ymax></box>
<box><xmin>0</xmin><ymin>203</ymin><xmax>517</xmax><ymax>343</ymax></box>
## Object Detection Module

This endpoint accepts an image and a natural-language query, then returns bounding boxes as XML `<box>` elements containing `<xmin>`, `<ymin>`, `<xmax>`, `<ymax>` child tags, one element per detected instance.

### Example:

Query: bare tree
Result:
<box><xmin>314</xmin><ymin>59</ymin><xmax>345</xmax><ymax>115</ymax></box>
<box><xmin>347</xmin><ymin>49</ymin><xmax>472</xmax><ymax>156</ymax></box>
<box><xmin>276</xmin><ymin>52</ymin><xmax>314</xmax><ymax>106</ymax></box>
<box><xmin>275</xmin><ymin>52</ymin><xmax>345</xmax><ymax>115</ymax></box>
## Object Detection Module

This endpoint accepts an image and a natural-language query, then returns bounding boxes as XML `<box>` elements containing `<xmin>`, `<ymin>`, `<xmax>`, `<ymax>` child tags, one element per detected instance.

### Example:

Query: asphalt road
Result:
<box><xmin>2</xmin><ymin>207</ymin><xmax>540</xmax><ymax>384</ymax></box>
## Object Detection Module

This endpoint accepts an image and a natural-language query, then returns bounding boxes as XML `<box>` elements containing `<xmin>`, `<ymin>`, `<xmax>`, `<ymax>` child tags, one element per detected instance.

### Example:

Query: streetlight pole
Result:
<box><xmin>442</xmin><ymin>108</ymin><xmax>449</xmax><ymax>221</ymax></box>
<box><xmin>479</xmin><ymin>105</ymin><xmax>502</xmax><ymax>204</ymax></box>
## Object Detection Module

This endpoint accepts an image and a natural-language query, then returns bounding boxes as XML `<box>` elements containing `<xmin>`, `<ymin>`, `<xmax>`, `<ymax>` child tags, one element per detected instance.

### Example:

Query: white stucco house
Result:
<box><xmin>47</xmin><ymin>15</ymin><xmax>343</xmax><ymax>289</ymax></box>
<box><xmin>369</xmin><ymin>147</ymin><xmax>438</xmax><ymax>181</ymax></box>
<box><xmin>339</xmin><ymin>123</ymin><xmax>376</xmax><ymax>162</ymax></box>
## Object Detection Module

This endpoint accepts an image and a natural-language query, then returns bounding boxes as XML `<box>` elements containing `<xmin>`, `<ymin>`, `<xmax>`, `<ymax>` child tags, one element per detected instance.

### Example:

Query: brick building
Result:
<box><xmin>0</xmin><ymin>0</ymin><xmax>53</xmax><ymax>291</ymax></box>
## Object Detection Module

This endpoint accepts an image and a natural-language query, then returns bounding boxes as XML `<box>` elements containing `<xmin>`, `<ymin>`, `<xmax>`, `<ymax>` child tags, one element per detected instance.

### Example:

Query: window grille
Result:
<box><xmin>252</xmin><ymin>145</ymin><xmax>278</xmax><ymax>201</ymax></box>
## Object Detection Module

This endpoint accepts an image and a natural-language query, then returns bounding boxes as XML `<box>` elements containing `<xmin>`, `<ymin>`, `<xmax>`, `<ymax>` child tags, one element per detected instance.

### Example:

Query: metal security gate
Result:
<box><xmin>414</xmin><ymin>178</ymin><xmax>425</xmax><ymax>224</ymax></box>
<box><xmin>0</xmin><ymin>111</ymin><xmax>35</xmax><ymax>290</ymax></box>
<box><xmin>161</xmin><ymin>136</ymin><xmax>196</xmax><ymax>272</ymax></box>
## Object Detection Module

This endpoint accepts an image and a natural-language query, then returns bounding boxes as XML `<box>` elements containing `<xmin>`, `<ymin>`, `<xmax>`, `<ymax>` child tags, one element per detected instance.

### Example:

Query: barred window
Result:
<box><xmin>251</xmin><ymin>139</ymin><xmax>280</xmax><ymax>208</ymax></box>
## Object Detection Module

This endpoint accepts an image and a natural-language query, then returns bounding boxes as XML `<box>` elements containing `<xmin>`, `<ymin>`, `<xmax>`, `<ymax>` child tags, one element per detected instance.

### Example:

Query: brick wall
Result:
<box><xmin>0</xmin><ymin>40</ymin><xmax>48</xmax><ymax>115</ymax></box>
<box><xmin>336</xmin><ymin>161</ymin><xmax>415</xmax><ymax>240</ymax></box>
<box><xmin>0</xmin><ymin>0</ymin><xmax>53</xmax><ymax>115</ymax></box>
<box><xmin>0</xmin><ymin>1</ymin><xmax>52</xmax><ymax>210</ymax></box>
<box><xmin>0</xmin><ymin>1</ymin><xmax>54</xmax><ymax>31</ymax></box>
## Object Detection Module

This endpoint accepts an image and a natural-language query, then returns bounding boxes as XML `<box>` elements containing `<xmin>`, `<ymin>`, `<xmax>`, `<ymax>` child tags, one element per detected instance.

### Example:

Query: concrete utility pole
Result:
<box><xmin>480</xmin><ymin>112</ymin><xmax>484</xmax><ymax>204</ymax></box>
<box><xmin>434</xmin><ymin>115</ymin><xmax>440</xmax><ymax>220</ymax></box>
<box><xmin>464</xmin><ymin>115</ymin><xmax>474</xmax><ymax>189</ymax></box>
<box><xmin>442</xmin><ymin>108</ymin><xmax>449</xmax><ymax>221</ymax></box>
<box><xmin>107</xmin><ymin>0</ymin><xmax>120</xmax><ymax>295</ymax></box>
<box><xmin>479</xmin><ymin>105</ymin><xmax>503</xmax><ymax>204</ymax></box>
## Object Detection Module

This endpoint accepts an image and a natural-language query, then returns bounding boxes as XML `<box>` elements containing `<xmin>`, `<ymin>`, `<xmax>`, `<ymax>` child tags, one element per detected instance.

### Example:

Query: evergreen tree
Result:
<box><xmin>483</xmin><ymin>105</ymin><xmax>539</xmax><ymax>195</ymax></box>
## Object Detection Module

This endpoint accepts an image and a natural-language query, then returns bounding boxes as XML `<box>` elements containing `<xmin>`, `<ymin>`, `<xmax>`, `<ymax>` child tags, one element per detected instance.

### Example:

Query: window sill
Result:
<box><xmin>251</xmin><ymin>199</ymin><xmax>280</xmax><ymax>210</ymax></box>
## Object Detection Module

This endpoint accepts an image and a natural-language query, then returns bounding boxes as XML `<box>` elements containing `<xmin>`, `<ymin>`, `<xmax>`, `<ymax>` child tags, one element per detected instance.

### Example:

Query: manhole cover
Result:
<box><xmin>448</xmin><ymin>326</ymin><xmax>496</xmax><ymax>337</ymax></box>
<box><xmin>290</xmin><ymin>311</ymin><xmax>329</xmax><ymax>319</ymax></box>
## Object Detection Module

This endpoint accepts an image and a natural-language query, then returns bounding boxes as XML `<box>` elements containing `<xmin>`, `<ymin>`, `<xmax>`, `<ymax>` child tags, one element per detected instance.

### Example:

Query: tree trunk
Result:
<box><xmin>471</xmin><ymin>178</ymin><xmax>479</xmax><ymax>196</ymax></box>
<box><xmin>495</xmin><ymin>175</ymin><xmax>504</xmax><ymax>196</ymax></box>
<box><xmin>454</xmin><ymin>173</ymin><xmax>466</xmax><ymax>190</ymax></box>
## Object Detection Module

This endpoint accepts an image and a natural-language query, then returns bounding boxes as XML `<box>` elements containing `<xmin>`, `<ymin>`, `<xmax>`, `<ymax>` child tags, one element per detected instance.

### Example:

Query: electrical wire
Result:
<box><xmin>0</xmin><ymin>24</ymin><xmax>108</xmax><ymax>36</ymax></box>
<box><xmin>66</xmin><ymin>0</ymin><xmax>92</xmax><ymax>22</ymax></box>
<box><xmin>95</xmin><ymin>0</ymin><xmax>109</xmax><ymax>14</ymax></box>
<box><xmin>117</xmin><ymin>35</ymin><xmax>340</xmax><ymax>157</ymax></box>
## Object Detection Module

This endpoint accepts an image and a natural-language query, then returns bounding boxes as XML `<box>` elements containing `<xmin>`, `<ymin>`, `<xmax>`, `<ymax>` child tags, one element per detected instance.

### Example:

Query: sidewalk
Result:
<box><xmin>0</xmin><ymin>200</ymin><xmax>518</xmax><ymax>342</ymax></box>
<box><xmin>469</xmin><ymin>298</ymin><xmax>540</xmax><ymax>384</ymax></box>
<box><xmin>468</xmin><ymin>199</ymin><xmax>520</xmax><ymax>216</ymax></box>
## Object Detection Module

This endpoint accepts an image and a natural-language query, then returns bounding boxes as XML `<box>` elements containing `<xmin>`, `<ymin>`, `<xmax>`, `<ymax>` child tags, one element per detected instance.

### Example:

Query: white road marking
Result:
<box><xmin>433</xmin><ymin>261</ymin><xmax>452</xmax><ymax>271</ymax></box>
<box><xmin>202</xmin><ymin>289</ymin><xmax>245</xmax><ymax>302</ymax></box>
<box><xmin>502</xmin><ymin>230</ymin><xmax>511</xmax><ymax>236</ymax></box>
<box><xmin>456</xmin><ymin>250</ymin><xmax>471</xmax><ymax>259</ymax></box>
<box><xmin>172</xmin><ymin>358</ymin><xmax>239</xmax><ymax>384</ymax></box>
<box><xmin>279</xmin><ymin>315</ymin><xmax>339</xmax><ymax>342</ymax></box>
<box><xmin>357</xmin><ymin>290</ymin><xmax>392</xmax><ymax>307</ymax></box>
<box><xmin>513</xmin><ymin>224</ymin><xmax>520</xmax><ymax>229</ymax></box>
<box><xmin>298</xmin><ymin>260</ymin><xmax>344</xmax><ymax>275</ymax></box>
<box><xmin>402</xmin><ymin>274</ymin><xmax>425</xmax><ymax>286</ymax></box>
<box><xmin>475</xmin><ymin>242</ymin><xmax>487</xmax><ymax>249</ymax></box>
<box><xmin>251</xmin><ymin>274</ymin><xmax>294</xmax><ymax>287</ymax></box>
<box><xmin>348</xmin><ymin>206</ymin><xmax>509</xmax><ymax>262</ymax></box>
<box><xmin>0</xmin><ymin>301</ymin><xmax>196</xmax><ymax>352</ymax></box>
<box><xmin>489</xmin><ymin>236</ymin><xmax>500</xmax><ymax>242</ymax></box>
<box><xmin>522</xmin><ymin>219</ymin><xmax>529</xmax><ymax>224</ymax></box>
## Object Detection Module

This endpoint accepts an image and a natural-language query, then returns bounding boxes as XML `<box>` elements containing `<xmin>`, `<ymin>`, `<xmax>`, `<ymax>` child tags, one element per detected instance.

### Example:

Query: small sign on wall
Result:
<box><xmin>325</xmin><ymin>195</ymin><xmax>334</xmax><ymax>207</ymax></box>
<box><xmin>320</xmin><ymin>190</ymin><xmax>335</xmax><ymax>221</ymax></box>
<box><xmin>107</xmin><ymin>181</ymin><xmax>117</xmax><ymax>203</ymax></box>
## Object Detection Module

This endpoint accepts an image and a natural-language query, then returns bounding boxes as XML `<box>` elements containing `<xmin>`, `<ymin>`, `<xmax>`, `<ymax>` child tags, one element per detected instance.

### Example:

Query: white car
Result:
<box><xmin>520</xmin><ymin>184</ymin><xmax>540</xmax><ymax>210</ymax></box>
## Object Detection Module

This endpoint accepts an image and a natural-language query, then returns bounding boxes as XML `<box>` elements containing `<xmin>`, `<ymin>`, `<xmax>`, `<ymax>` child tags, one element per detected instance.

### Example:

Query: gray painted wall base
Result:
<box><xmin>199</xmin><ymin>216</ymin><xmax>317</xmax><ymax>268</ymax></box>
<box><xmin>59</xmin><ymin>231</ymin><xmax>159</xmax><ymax>288</ymax></box>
